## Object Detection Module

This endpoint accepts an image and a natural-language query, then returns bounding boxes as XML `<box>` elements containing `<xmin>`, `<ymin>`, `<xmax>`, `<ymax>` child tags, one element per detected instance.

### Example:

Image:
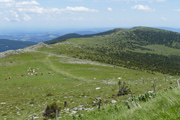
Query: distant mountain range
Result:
<box><xmin>0</xmin><ymin>39</ymin><xmax>37</xmax><ymax>52</ymax></box>
<box><xmin>0</xmin><ymin>28</ymin><xmax>113</xmax><ymax>42</ymax></box>
<box><xmin>1</xmin><ymin>26</ymin><xmax>180</xmax><ymax>53</ymax></box>
<box><xmin>0</xmin><ymin>27</ymin><xmax>179</xmax><ymax>43</ymax></box>
<box><xmin>44</xmin><ymin>28</ymin><xmax>121</xmax><ymax>44</ymax></box>
<box><xmin>156</xmin><ymin>27</ymin><xmax>180</xmax><ymax>33</ymax></box>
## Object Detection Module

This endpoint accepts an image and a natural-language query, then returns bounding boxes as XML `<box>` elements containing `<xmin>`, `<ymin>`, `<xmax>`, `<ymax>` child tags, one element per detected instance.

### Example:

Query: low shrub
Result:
<box><xmin>42</xmin><ymin>101</ymin><xmax>61</xmax><ymax>120</ymax></box>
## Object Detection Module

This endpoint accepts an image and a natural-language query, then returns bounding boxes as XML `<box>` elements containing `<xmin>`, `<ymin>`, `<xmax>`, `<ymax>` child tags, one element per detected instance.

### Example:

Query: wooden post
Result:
<box><xmin>56</xmin><ymin>110</ymin><xmax>58</xmax><ymax>120</ymax></box>
<box><xmin>32</xmin><ymin>116</ymin><xmax>34</xmax><ymax>120</ymax></box>
<box><xmin>121</xmin><ymin>82</ymin><xmax>125</xmax><ymax>93</ymax></box>
<box><xmin>64</xmin><ymin>101</ymin><xmax>67</xmax><ymax>107</ymax></box>
<box><xmin>131</xmin><ymin>90</ymin><xmax>134</xmax><ymax>98</ymax></box>
<box><xmin>177</xmin><ymin>80</ymin><xmax>180</xmax><ymax>88</ymax></box>
<box><xmin>118</xmin><ymin>80</ymin><xmax>121</xmax><ymax>95</ymax></box>
<box><xmin>154</xmin><ymin>78</ymin><xmax>155</xmax><ymax>83</ymax></box>
<box><xmin>98</xmin><ymin>99</ymin><xmax>101</xmax><ymax>109</ymax></box>
<box><xmin>153</xmin><ymin>84</ymin><xmax>156</xmax><ymax>93</ymax></box>
<box><xmin>165</xmin><ymin>76</ymin><xmax>166</xmax><ymax>82</ymax></box>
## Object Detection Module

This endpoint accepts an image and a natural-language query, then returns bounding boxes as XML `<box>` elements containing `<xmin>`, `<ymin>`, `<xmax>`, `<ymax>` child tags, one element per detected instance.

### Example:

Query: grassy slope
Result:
<box><xmin>0</xmin><ymin>46</ymin><xmax>178</xmax><ymax>120</ymax></box>
<box><xmin>54</xmin><ymin>27</ymin><xmax>180</xmax><ymax>75</ymax></box>
<box><xmin>70</xmin><ymin>88</ymin><xmax>180</xmax><ymax>120</ymax></box>
<box><xmin>135</xmin><ymin>44</ymin><xmax>180</xmax><ymax>56</ymax></box>
<box><xmin>1</xmin><ymin>27</ymin><xmax>180</xmax><ymax>119</ymax></box>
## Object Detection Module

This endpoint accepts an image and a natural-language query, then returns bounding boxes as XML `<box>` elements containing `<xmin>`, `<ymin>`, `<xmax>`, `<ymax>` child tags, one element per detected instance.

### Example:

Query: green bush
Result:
<box><xmin>42</xmin><ymin>101</ymin><xmax>61</xmax><ymax>119</ymax></box>
<box><xmin>138</xmin><ymin>92</ymin><xmax>156</xmax><ymax>102</ymax></box>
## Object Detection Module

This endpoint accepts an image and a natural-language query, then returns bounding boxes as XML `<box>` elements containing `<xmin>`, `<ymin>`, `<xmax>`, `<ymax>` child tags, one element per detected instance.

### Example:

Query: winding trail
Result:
<box><xmin>44</xmin><ymin>53</ymin><xmax>84</xmax><ymax>80</ymax></box>
<box><xmin>29</xmin><ymin>51</ymin><xmax>87</xmax><ymax>81</ymax></box>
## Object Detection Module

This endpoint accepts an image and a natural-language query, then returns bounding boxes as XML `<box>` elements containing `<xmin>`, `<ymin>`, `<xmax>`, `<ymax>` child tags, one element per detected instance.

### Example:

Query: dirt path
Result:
<box><xmin>42</xmin><ymin>53</ymin><xmax>87</xmax><ymax>81</ymax></box>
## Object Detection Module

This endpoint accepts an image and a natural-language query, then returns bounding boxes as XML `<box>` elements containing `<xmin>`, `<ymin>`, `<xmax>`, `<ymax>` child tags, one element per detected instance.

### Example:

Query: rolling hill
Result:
<box><xmin>44</xmin><ymin>28</ymin><xmax>121</xmax><ymax>44</ymax></box>
<box><xmin>1</xmin><ymin>26</ymin><xmax>180</xmax><ymax>119</ymax></box>
<box><xmin>0</xmin><ymin>39</ymin><xmax>37</xmax><ymax>52</ymax></box>
<box><xmin>44</xmin><ymin>26</ymin><xmax>180</xmax><ymax>75</ymax></box>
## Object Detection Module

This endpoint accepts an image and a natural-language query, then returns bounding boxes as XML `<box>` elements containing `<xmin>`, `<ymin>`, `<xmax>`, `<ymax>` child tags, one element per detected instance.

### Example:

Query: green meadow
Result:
<box><xmin>1</xmin><ymin>27</ymin><xmax>180</xmax><ymax>119</ymax></box>
<box><xmin>0</xmin><ymin>43</ymin><xmax>179</xmax><ymax>120</ymax></box>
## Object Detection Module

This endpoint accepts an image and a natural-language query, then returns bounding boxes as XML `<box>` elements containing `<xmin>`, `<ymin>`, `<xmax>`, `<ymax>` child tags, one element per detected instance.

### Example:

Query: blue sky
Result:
<box><xmin>0</xmin><ymin>0</ymin><xmax>180</xmax><ymax>30</ymax></box>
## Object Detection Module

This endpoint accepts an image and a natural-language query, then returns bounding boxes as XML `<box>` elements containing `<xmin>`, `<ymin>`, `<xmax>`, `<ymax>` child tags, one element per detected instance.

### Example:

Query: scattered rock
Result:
<box><xmin>64</xmin><ymin>108</ymin><xmax>70</xmax><ymax>112</ymax></box>
<box><xmin>78</xmin><ymin>108</ymin><xmax>83</xmax><ymax>111</ymax></box>
<box><xmin>1</xmin><ymin>102</ymin><xmax>6</xmax><ymax>105</ymax></box>
<box><xmin>57</xmin><ymin>42</ymin><xmax>73</xmax><ymax>45</ymax></box>
<box><xmin>96</xmin><ymin>87</ymin><xmax>101</xmax><ymax>90</ymax></box>
<box><xmin>93</xmin><ymin>97</ymin><xmax>101</xmax><ymax>106</ymax></box>
<box><xmin>0</xmin><ymin>43</ymin><xmax>52</xmax><ymax>59</ymax></box>
<box><xmin>69</xmin><ymin>111</ymin><xmax>77</xmax><ymax>116</ymax></box>
<box><xmin>94</xmin><ymin>97</ymin><xmax>101</xmax><ymax>101</ymax></box>
<box><xmin>73</xmin><ymin>107</ymin><xmax>78</xmax><ymax>111</ymax></box>
<box><xmin>111</xmin><ymin>100</ymin><xmax>117</xmax><ymax>104</ymax></box>
<box><xmin>148</xmin><ymin>91</ymin><xmax>153</xmax><ymax>93</ymax></box>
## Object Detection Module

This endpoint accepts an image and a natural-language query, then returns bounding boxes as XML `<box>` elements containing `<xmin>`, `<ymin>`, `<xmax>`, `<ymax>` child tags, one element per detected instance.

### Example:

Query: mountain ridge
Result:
<box><xmin>44</xmin><ymin>26</ymin><xmax>180</xmax><ymax>46</ymax></box>
<box><xmin>0</xmin><ymin>39</ymin><xmax>37</xmax><ymax>52</ymax></box>
<box><xmin>1</xmin><ymin>26</ymin><xmax>180</xmax><ymax>119</ymax></box>
<box><xmin>47</xmin><ymin>26</ymin><xmax>180</xmax><ymax>75</ymax></box>
<box><xmin>44</xmin><ymin>28</ymin><xmax>122</xmax><ymax>44</ymax></box>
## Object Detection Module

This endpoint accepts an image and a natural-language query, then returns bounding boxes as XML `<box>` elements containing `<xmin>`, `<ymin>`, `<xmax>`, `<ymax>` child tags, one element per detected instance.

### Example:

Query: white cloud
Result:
<box><xmin>4</xmin><ymin>17</ymin><xmax>20</xmax><ymax>22</ymax></box>
<box><xmin>173</xmin><ymin>9</ymin><xmax>180</xmax><ymax>12</ymax></box>
<box><xmin>4</xmin><ymin>17</ymin><xmax>11</xmax><ymax>21</ymax></box>
<box><xmin>4</xmin><ymin>10</ymin><xmax>20</xmax><ymax>22</ymax></box>
<box><xmin>132</xmin><ymin>5</ymin><xmax>156</xmax><ymax>12</ymax></box>
<box><xmin>107</xmin><ymin>0</ymin><xmax>166</xmax><ymax>2</ymax></box>
<box><xmin>18</xmin><ymin>7</ymin><xmax>44</xmax><ymax>14</ymax></box>
<box><xmin>23</xmin><ymin>13</ymin><xmax>31</xmax><ymax>21</ymax></box>
<box><xmin>61</xmin><ymin>17</ymin><xmax>84</xmax><ymax>21</ymax></box>
<box><xmin>148</xmin><ymin>0</ymin><xmax>166</xmax><ymax>2</ymax></box>
<box><xmin>68</xmin><ymin>0</ymin><xmax>84</xmax><ymax>2</ymax></box>
<box><xmin>18</xmin><ymin>7</ymin><xmax>63</xmax><ymax>14</ymax></box>
<box><xmin>0</xmin><ymin>0</ymin><xmax>14</xmax><ymax>2</ymax></box>
<box><xmin>107</xmin><ymin>7</ymin><xmax>112</xmax><ymax>11</ymax></box>
<box><xmin>161</xmin><ymin>17</ymin><xmax>167</xmax><ymax>21</ymax></box>
<box><xmin>10</xmin><ymin>10</ymin><xmax>19</xmax><ymax>18</ymax></box>
<box><xmin>0</xmin><ymin>0</ymin><xmax>98</xmax><ymax>22</ymax></box>
<box><xmin>4</xmin><ymin>9</ymin><xmax>32</xmax><ymax>22</ymax></box>
<box><xmin>65</xmin><ymin>6</ymin><xmax>98</xmax><ymax>12</ymax></box>
<box><xmin>17</xmin><ymin>6</ymin><xmax>98</xmax><ymax>14</ymax></box>
<box><xmin>4</xmin><ymin>13</ymin><xmax>32</xmax><ymax>22</ymax></box>
<box><xmin>0</xmin><ymin>0</ymin><xmax>39</xmax><ymax>8</ymax></box>
<box><xmin>17</xmin><ymin>1</ymin><xmax>39</xmax><ymax>5</ymax></box>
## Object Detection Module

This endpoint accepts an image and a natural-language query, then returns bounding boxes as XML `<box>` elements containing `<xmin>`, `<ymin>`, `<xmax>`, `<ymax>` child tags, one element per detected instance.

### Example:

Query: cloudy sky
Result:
<box><xmin>0</xmin><ymin>0</ymin><xmax>180</xmax><ymax>30</ymax></box>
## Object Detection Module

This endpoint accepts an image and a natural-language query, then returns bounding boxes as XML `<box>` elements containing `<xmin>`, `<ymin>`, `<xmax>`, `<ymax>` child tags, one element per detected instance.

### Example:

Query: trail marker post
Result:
<box><xmin>55</xmin><ymin>110</ymin><xmax>58</xmax><ymax>120</ymax></box>
<box><xmin>177</xmin><ymin>80</ymin><xmax>180</xmax><ymax>88</ymax></box>
<box><xmin>131</xmin><ymin>90</ymin><xmax>134</xmax><ymax>98</ymax></box>
<box><xmin>153</xmin><ymin>84</ymin><xmax>156</xmax><ymax>93</ymax></box>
